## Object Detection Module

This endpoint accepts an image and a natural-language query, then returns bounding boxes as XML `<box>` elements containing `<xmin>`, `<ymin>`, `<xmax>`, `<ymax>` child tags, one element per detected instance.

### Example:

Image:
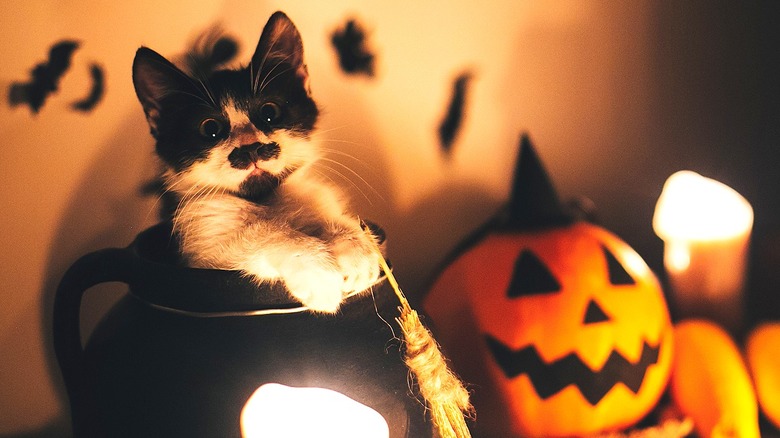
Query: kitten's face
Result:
<box><xmin>133</xmin><ymin>12</ymin><xmax>319</xmax><ymax>201</ymax></box>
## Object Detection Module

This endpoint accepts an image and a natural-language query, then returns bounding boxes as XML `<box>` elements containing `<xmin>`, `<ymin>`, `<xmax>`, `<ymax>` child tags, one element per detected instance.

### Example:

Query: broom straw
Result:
<box><xmin>364</xmin><ymin>224</ymin><xmax>474</xmax><ymax>438</ymax></box>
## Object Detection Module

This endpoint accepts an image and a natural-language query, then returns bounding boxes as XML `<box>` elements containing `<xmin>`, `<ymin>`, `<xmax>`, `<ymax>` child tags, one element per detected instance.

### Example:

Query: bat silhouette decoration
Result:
<box><xmin>438</xmin><ymin>71</ymin><xmax>473</xmax><ymax>154</ymax></box>
<box><xmin>9</xmin><ymin>40</ymin><xmax>80</xmax><ymax>113</ymax></box>
<box><xmin>331</xmin><ymin>18</ymin><xmax>375</xmax><ymax>77</ymax></box>
<box><xmin>9</xmin><ymin>39</ymin><xmax>105</xmax><ymax>114</ymax></box>
<box><xmin>71</xmin><ymin>63</ymin><xmax>105</xmax><ymax>112</ymax></box>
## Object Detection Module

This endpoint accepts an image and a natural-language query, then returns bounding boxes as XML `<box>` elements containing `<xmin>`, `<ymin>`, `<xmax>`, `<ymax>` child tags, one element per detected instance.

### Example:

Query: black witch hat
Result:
<box><xmin>432</xmin><ymin>134</ymin><xmax>575</xmax><ymax>273</ymax></box>
<box><xmin>498</xmin><ymin>133</ymin><xmax>574</xmax><ymax>230</ymax></box>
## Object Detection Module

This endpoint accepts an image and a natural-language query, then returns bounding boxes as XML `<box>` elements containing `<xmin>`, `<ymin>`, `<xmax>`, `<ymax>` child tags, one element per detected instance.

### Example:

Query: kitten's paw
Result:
<box><xmin>282</xmin><ymin>255</ymin><xmax>345</xmax><ymax>313</ymax></box>
<box><xmin>332</xmin><ymin>235</ymin><xmax>382</xmax><ymax>295</ymax></box>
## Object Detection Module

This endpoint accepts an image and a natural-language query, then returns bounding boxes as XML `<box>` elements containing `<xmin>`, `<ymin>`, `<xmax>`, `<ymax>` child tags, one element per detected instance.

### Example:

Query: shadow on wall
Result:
<box><xmin>388</xmin><ymin>182</ymin><xmax>502</xmax><ymax>305</ymax></box>
<box><xmin>312</xmin><ymin>62</ymin><xmax>505</xmax><ymax>304</ymax></box>
<box><xmin>25</xmin><ymin>112</ymin><xmax>158</xmax><ymax>438</ymax></box>
<box><xmin>18</xmin><ymin>10</ymin><xmax>514</xmax><ymax>436</ymax></box>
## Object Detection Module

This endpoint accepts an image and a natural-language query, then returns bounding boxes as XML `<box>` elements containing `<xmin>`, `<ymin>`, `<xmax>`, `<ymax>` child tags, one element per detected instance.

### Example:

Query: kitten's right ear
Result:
<box><xmin>132</xmin><ymin>47</ymin><xmax>192</xmax><ymax>137</ymax></box>
<box><xmin>251</xmin><ymin>12</ymin><xmax>308</xmax><ymax>92</ymax></box>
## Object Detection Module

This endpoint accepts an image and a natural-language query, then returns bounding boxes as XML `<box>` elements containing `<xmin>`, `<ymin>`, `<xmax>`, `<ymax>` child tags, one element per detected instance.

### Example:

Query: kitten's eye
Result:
<box><xmin>260</xmin><ymin>102</ymin><xmax>282</xmax><ymax>125</ymax></box>
<box><xmin>199</xmin><ymin>118</ymin><xmax>224</xmax><ymax>139</ymax></box>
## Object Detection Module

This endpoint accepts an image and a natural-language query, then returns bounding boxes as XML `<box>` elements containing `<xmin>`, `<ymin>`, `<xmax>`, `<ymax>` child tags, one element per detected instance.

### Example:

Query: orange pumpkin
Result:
<box><xmin>672</xmin><ymin>320</ymin><xmax>760</xmax><ymax>438</ymax></box>
<box><xmin>424</xmin><ymin>135</ymin><xmax>673</xmax><ymax>437</ymax></box>
<box><xmin>745</xmin><ymin>322</ymin><xmax>780</xmax><ymax>430</ymax></box>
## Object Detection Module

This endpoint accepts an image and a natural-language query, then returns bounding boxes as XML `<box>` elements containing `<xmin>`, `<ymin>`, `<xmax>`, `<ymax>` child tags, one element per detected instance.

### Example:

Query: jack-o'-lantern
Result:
<box><xmin>424</xmin><ymin>135</ymin><xmax>673</xmax><ymax>437</ymax></box>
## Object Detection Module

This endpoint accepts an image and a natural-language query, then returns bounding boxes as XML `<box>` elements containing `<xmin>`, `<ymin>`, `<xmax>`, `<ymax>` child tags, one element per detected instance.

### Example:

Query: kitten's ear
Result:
<box><xmin>132</xmin><ymin>47</ymin><xmax>195</xmax><ymax>136</ymax></box>
<box><xmin>251</xmin><ymin>11</ymin><xmax>309</xmax><ymax>91</ymax></box>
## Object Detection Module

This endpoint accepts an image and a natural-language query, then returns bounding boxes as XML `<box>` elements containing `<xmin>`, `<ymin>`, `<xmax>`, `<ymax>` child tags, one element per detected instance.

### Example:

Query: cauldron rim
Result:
<box><xmin>126</xmin><ymin>222</ymin><xmax>387</xmax><ymax>316</ymax></box>
<box><xmin>126</xmin><ymin>222</ymin><xmax>306</xmax><ymax>315</ymax></box>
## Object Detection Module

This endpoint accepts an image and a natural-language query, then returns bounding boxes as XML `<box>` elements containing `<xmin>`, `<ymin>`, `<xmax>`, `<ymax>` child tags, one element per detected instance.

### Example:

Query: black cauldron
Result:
<box><xmin>53</xmin><ymin>222</ymin><xmax>431</xmax><ymax>437</ymax></box>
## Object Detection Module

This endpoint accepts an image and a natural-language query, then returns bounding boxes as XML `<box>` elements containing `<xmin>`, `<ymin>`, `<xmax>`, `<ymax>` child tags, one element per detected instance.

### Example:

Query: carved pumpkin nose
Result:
<box><xmin>583</xmin><ymin>299</ymin><xmax>610</xmax><ymax>324</ymax></box>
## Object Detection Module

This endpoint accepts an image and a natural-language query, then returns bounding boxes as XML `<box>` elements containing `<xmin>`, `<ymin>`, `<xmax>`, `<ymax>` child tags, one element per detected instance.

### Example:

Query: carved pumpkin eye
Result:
<box><xmin>507</xmin><ymin>250</ymin><xmax>561</xmax><ymax>298</ymax></box>
<box><xmin>602</xmin><ymin>245</ymin><xmax>636</xmax><ymax>286</ymax></box>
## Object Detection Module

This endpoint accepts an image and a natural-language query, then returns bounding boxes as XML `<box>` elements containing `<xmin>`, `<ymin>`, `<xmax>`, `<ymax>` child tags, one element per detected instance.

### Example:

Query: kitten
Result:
<box><xmin>132</xmin><ymin>11</ymin><xmax>382</xmax><ymax>313</ymax></box>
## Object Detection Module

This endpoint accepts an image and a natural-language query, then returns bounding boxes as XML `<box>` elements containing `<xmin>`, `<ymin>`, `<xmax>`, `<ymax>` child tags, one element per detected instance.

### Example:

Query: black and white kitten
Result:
<box><xmin>132</xmin><ymin>12</ymin><xmax>381</xmax><ymax>313</ymax></box>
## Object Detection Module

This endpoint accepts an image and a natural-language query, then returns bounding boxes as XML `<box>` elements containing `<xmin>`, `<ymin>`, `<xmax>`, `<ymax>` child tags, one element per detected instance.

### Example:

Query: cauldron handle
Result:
<box><xmin>53</xmin><ymin>247</ymin><xmax>135</xmax><ymax>432</ymax></box>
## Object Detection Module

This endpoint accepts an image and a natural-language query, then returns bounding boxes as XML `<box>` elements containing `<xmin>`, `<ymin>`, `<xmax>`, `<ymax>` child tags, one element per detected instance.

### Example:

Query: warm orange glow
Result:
<box><xmin>240</xmin><ymin>383</ymin><xmax>389</xmax><ymax>438</ymax></box>
<box><xmin>671</xmin><ymin>320</ymin><xmax>760</xmax><ymax>438</ymax></box>
<box><xmin>653</xmin><ymin>171</ymin><xmax>753</xmax><ymax>332</ymax></box>
<box><xmin>665</xmin><ymin>241</ymin><xmax>691</xmax><ymax>273</ymax></box>
<box><xmin>746</xmin><ymin>323</ymin><xmax>780</xmax><ymax>429</ymax></box>
<box><xmin>424</xmin><ymin>222</ymin><xmax>673</xmax><ymax>437</ymax></box>
<box><xmin>653</xmin><ymin>171</ymin><xmax>753</xmax><ymax>242</ymax></box>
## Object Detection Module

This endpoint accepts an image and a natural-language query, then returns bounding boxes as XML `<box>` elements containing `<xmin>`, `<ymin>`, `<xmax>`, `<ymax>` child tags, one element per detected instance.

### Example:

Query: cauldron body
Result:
<box><xmin>54</xmin><ymin>223</ymin><xmax>430</xmax><ymax>438</ymax></box>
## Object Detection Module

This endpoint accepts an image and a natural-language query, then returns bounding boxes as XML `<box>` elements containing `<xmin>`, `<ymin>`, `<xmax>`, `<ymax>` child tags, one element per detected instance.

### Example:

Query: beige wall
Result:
<box><xmin>1</xmin><ymin>1</ymin><xmax>777</xmax><ymax>435</ymax></box>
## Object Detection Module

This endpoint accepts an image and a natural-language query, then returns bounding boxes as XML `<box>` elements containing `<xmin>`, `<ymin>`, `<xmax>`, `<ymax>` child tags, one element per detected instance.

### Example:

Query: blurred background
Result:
<box><xmin>1</xmin><ymin>0</ymin><xmax>778</xmax><ymax>435</ymax></box>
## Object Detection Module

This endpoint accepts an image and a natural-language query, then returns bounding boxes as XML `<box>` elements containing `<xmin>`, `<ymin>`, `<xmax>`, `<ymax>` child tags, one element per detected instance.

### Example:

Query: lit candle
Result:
<box><xmin>240</xmin><ymin>383</ymin><xmax>390</xmax><ymax>437</ymax></box>
<box><xmin>652</xmin><ymin>171</ymin><xmax>753</xmax><ymax>332</ymax></box>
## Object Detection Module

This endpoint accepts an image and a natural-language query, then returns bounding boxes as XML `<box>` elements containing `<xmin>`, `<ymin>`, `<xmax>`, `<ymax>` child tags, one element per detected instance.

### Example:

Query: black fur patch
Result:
<box><xmin>186</xmin><ymin>28</ymin><xmax>239</xmax><ymax>77</ymax></box>
<box><xmin>239</xmin><ymin>166</ymin><xmax>295</xmax><ymax>203</ymax></box>
<box><xmin>9</xmin><ymin>40</ymin><xmax>80</xmax><ymax>113</ymax></box>
<box><xmin>240</xmin><ymin>172</ymin><xmax>283</xmax><ymax>201</ymax></box>
<box><xmin>331</xmin><ymin>18</ymin><xmax>375</xmax><ymax>77</ymax></box>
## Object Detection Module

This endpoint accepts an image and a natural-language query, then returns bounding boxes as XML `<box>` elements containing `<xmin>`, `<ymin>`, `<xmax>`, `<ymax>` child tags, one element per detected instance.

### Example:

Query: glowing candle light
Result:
<box><xmin>240</xmin><ymin>383</ymin><xmax>390</xmax><ymax>438</ymax></box>
<box><xmin>653</xmin><ymin>171</ymin><xmax>753</xmax><ymax>332</ymax></box>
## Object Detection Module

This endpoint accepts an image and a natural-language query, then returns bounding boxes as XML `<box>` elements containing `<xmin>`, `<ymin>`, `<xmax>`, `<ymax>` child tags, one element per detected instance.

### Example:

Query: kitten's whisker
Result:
<box><xmin>257</xmin><ymin>61</ymin><xmax>294</xmax><ymax>96</ymax></box>
<box><xmin>204</xmin><ymin>185</ymin><xmax>226</xmax><ymax>212</ymax></box>
<box><xmin>310</xmin><ymin>166</ymin><xmax>372</xmax><ymax>206</ymax></box>
<box><xmin>252</xmin><ymin>28</ymin><xmax>286</xmax><ymax>94</ymax></box>
<box><xmin>315</xmin><ymin>158</ymin><xmax>385</xmax><ymax>205</ymax></box>
<box><xmin>249</xmin><ymin>61</ymin><xmax>256</xmax><ymax>96</ymax></box>
<box><xmin>179</xmin><ymin>183</ymin><xmax>215</xmax><ymax>241</ymax></box>
<box><xmin>307</xmin><ymin>126</ymin><xmax>375</xmax><ymax>143</ymax></box>
<box><xmin>186</xmin><ymin>53</ymin><xmax>218</xmax><ymax>107</ymax></box>
<box><xmin>160</xmin><ymin>89</ymin><xmax>213</xmax><ymax>108</ymax></box>
<box><xmin>172</xmin><ymin>189</ymin><xmax>194</xmax><ymax>238</ymax></box>
<box><xmin>310</xmin><ymin>134</ymin><xmax>377</xmax><ymax>152</ymax></box>
<box><xmin>318</xmin><ymin>157</ymin><xmax>379</xmax><ymax>190</ymax></box>
<box><xmin>142</xmin><ymin>195</ymin><xmax>164</xmax><ymax>225</ymax></box>
<box><xmin>175</xmin><ymin>182</ymin><xmax>206</xmax><ymax>222</ymax></box>
<box><xmin>317</xmin><ymin>139</ymin><xmax>367</xmax><ymax>148</ymax></box>
<box><xmin>309</xmin><ymin>167</ymin><xmax>340</xmax><ymax>189</ymax></box>
<box><xmin>256</xmin><ymin>49</ymin><xmax>295</xmax><ymax>95</ymax></box>
<box><xmin>146</xmin><ymin>57</ymin><xmax>215</xmax><ymax>108</ymax></box>
<box><xmin>141</xmin><ymin>175</ymin><xmax>187</xmax><ymax>225</ymax></box>
<box><xmin>319</xmin><ymin>147</ymin><xmax>373</xmax><ymax>169</ymax></box>
<box><xmin>319</xmin><ymin>149</ymin><xmax>377</xmax><ymax>180</ymax></box>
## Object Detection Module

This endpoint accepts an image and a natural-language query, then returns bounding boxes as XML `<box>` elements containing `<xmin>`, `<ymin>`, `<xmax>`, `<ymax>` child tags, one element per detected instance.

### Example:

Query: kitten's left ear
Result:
<box><xmin>251</xmin><ymin>11</ymin><xmax>310</xmax><ymax>92</ymax></box>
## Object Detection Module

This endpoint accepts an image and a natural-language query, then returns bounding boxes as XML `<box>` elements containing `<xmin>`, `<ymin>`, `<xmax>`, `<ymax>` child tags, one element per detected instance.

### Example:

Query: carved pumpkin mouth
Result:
<box><xmin>485</xmin><ymin>335</ymin><xmax>661</xmax><ymax>405</ymax></box>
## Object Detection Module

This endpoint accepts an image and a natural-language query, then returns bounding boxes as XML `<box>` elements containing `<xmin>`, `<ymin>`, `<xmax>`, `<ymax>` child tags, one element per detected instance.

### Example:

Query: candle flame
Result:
<box><xmin>653</xmin><ymin>171</ymin><xmax>753</xmax><ymax>242</ymax></box>
<box><xmin>666</xmin><ymin>241</ymin><xmax>691</xmax><ymax>273</ymax></box>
